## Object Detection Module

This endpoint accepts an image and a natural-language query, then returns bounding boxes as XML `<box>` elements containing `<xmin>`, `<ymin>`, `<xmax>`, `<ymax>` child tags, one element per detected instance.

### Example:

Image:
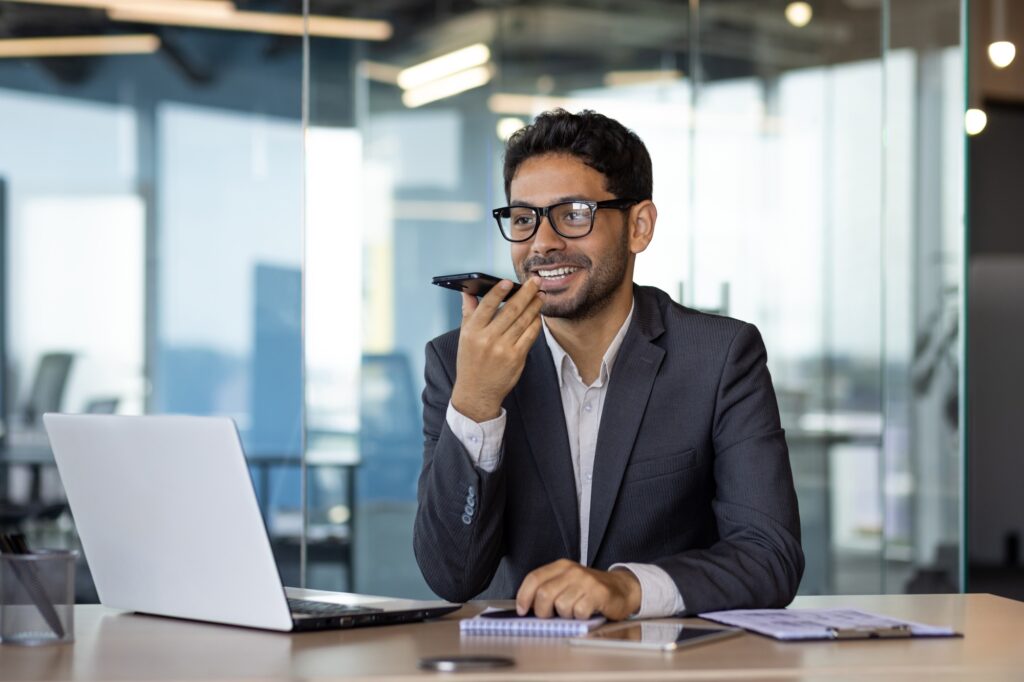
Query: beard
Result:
<box><xmin>515</xmin><ymin>228</ymin><xmax>630</xmax><ymax>321</ymax></box>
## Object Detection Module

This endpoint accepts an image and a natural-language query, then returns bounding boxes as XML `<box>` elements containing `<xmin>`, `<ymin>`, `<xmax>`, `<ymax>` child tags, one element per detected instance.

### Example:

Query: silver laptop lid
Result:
<box><xmin>44</xmin><ymin>414</ymin><xmax>293</xmax><ymax>631</ymax></box>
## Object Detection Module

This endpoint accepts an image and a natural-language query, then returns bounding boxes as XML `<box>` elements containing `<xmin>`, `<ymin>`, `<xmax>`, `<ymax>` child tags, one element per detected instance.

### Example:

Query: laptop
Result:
<box><xmin>43</xmin><ymin>413</ymin><xmax>461</xmax><ymax>632</ymax></box>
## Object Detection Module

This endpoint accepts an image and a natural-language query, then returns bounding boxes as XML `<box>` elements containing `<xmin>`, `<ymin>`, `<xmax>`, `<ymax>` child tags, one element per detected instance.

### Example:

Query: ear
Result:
<box><xmin>628</xmin><ymin>200</ymin><xmax>657</xmax><ymax>254</ymax></box>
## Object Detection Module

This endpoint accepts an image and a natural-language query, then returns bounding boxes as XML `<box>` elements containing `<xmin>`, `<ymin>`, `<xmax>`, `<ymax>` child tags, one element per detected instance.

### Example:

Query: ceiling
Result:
<box><xmin>0</xmin><ymin>1</ymin><xmax>962</xmax><ymax>97</ymax></box>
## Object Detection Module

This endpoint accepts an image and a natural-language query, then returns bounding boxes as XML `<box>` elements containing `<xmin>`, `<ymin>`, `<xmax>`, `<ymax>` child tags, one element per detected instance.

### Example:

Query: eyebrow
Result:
<box><xmin>509</xmin><ymin>196</ymin><xmax>586</xmax><ymax>207</ymax></box>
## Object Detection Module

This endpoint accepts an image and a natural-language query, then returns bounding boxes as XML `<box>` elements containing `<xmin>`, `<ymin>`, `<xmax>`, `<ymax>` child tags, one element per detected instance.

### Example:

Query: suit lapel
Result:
<box><xmin>586</xmin><ymin>289</ymin><xmax>666</xmax><ymax>566</ymax></box>
<box><xmin>513</xmin><ymin>337</ymin><xmax>579</xmax><ymax>559</ymax></box>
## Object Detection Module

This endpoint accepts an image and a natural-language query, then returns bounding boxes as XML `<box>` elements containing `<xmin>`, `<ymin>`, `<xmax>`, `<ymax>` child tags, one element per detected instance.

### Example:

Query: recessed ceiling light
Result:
<box><xmin>965</xmin><ymin>108</ymin><xmax>987</xmax><ymax>136</ymax></box>
<box><xmin>988</xmin><ymin>41</ymin><xmax>1016</xmax><ymax>69</ymax></box>
<box><xmin>785</xmin><ymin>2</ymin><xmax>813</xmax><ymax>28</ymax></box>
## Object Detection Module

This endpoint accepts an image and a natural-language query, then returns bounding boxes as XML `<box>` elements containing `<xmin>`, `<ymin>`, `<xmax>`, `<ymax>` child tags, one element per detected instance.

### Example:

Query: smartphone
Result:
<box><xmin>568</xmin><ymin>623</ymin><xmax>742</xmax><ymax>652</ymax></box>
<box><xmin>432</xmin><ymin>272</ymin><xmax>521</xmax><ymax>300</ymax></box>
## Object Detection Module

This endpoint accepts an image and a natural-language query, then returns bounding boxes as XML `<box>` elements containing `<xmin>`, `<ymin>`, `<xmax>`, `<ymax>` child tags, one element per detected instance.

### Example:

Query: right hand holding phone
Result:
<box><xmin>451</xmin><ymin>277</ymin><xmax>543</xmax><ymax>423</ymax></box>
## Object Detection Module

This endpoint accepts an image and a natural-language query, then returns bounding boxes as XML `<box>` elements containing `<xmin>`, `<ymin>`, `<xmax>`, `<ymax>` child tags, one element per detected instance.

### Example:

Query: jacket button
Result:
<box><xmin>464</xmin><ymin>504</ymin><xmax>474</xmax><ymax>516</ymax></box>
<box><xmin>461</xmin><ymin>514</ymin><xmax>472</xmax><ymax>525</ymax></box>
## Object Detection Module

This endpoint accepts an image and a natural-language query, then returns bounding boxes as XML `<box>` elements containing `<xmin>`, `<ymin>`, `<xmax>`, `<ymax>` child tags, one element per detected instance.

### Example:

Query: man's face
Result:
<box><xmin>509</xmin><ymin>153</ymin><xmax>631</xmax><ymax>320</ymax></box>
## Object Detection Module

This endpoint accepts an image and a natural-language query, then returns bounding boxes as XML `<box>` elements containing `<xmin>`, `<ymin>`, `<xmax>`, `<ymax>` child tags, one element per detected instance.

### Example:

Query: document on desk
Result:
<box><xmin>698</xmin><ymin>608</ymin><xmax>959</xmax><ymax>641</ymax></box>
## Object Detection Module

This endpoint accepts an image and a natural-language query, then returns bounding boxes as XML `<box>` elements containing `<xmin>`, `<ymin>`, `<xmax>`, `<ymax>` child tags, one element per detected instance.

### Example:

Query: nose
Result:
<box><xmin>530</xmin><ymin>214</ymin><xmax>566</xmax><ymax>255</ymax></box>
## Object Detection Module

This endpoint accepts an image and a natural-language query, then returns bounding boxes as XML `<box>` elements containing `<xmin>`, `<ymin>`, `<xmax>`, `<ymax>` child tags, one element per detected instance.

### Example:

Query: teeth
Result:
<box><xmin>537</xmin><ymin>267</ymin><xmax>578</xmax><ymax>278</ymax></box>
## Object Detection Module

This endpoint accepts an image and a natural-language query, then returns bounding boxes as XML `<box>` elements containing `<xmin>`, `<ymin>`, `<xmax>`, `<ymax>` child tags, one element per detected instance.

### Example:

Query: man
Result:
<box><xmin>414</xmin><ymin>109</ymin><xmax>803</xmax><ymax>620</ymax></box>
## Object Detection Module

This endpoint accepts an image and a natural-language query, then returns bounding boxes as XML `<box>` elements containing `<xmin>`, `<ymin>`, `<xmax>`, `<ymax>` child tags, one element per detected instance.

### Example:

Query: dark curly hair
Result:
<box><xmin>502</xmin><ymin>109</ymin><xmax>653</xmax><ymax>202</ymax></box>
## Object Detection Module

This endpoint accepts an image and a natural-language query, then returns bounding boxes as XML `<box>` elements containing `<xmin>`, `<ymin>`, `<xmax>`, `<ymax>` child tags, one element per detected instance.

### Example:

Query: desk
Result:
<box><xmin>1</xmin><ymin>594</ymin><xmax>1022</xmax><ymax>681</ymax></box>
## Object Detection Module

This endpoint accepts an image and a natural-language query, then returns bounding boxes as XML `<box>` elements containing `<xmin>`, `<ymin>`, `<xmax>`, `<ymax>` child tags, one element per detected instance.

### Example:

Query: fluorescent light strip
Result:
<box><xmin>107</xmin><ymin>7</ymin><xmax>392</xmax><ymax>41</ymax></box>
<box><xmin>0</xmin><ymin>34</ymin><xmax>160</xmax><ymax>58</ymax></box>
<box><xmin>488</xmin><ymin>93</ymin><xmax>576</xmax><ymax>116</ymax></box>
<box><xmin>604</xmin><ymin>69</ymin><xmax>684</xmax><ymax>87</ymax></box>
<box><xmin>2</xmin><ymin>1</ymin><xmax>392</xmax><ymax>41</ymax></box>
<box><xmin>359</xmin><ymin>60</ymin><xmax>402</xmax><ymax>85</ymax></box>
<box><xmin>397</xmin><ymin>43</ymin><xmax>490</xmax><ymax>90</ymax></box>
<box><xmin>402</xmin><ymin>64</ymin><xmax>493</xmax><ymax>108</ymax></box>
<box><xmin>3</xmin><ymin>0</ymin><xmax>233</xmax><ymax>15</ymax></box>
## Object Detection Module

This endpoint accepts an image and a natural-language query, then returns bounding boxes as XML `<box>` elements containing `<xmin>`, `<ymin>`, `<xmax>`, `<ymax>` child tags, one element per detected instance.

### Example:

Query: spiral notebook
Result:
<box><xmin>460</xmin><ymin>607</ymin><xmax>606</xmax><ymax>637</ymax></box>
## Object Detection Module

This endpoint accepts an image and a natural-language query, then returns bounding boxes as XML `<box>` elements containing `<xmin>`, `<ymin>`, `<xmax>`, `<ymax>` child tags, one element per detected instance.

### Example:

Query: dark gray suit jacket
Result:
<box><xmin>414</xmin><ymin>285</ymin><xmax>803</xmax><ymax>615</ymax></box>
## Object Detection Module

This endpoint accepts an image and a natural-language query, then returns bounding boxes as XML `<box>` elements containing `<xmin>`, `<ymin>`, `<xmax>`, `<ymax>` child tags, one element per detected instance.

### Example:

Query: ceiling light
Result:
<box><xmin>359</xmin><ymin>60</ymin><xmax>401</xmax><ymax>84</ymax></box>
<box><xmin>0</xmin><ymin>34</ymin><xmax>160</xmax><ymax>58</ymax></box>
<box><xmin>3</xmin><ymin>0</ymin><xmax>233</xmax><ymax>15</ymax></box>
<box><xmin>107</xmin><ymin>7</ymin><xmax>392</xmax><ymax>41</ymax></box>
<box><xmin>402</xmin><ymin>64</ymin><xmax>493</xmax><ymax>108</ymax></box>
<box><xmin>397</xmin><ymin>44</ymin><xmax>490</xmax><ymax>90</ymax></box>
<box><xmin>488</xmin><ymin>93</ymin><xmax>573</xmax><ymax>116</ymax></box>
<box><xmin>965</xmin><ymin>108</ymin><xmax>987</xmax><ymax>136</ymax></box>
<box><xmin>4</xmin><ymin>1</ymin><xmax>392</xmax><ymax>41</ymax></box>
<box><xmin>988</xmin><ymin>41</ymin><xmax>1016</xmax><ymax>68</ymax></box>
<box><xmin>496</xmin><ymin>117</ymin><xmax>526</xmax><ymax>141</ymax></box>
<box><xmin>604</xmin><ymin>69</ymin><xmax>684</xmax><ymax>87</ymax></box>
<box><xmin>785</xmin><ymin>2</ymin><xmax>813</xmax><ymax>28</ymax></box>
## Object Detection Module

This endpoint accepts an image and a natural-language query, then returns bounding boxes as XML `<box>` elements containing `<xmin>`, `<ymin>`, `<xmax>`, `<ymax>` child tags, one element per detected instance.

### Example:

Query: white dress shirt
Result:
<box><xmin>445</xmin><ymin>302</ymin><xmax>685</xmax><ymax>618</ymax></box>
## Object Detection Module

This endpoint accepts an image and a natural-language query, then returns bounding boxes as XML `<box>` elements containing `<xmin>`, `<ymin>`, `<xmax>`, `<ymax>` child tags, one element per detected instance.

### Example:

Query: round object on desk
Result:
<box><xmin>418</xmin><ymin>655</ymin><xmax>515</xmax><ymax>672</ymax></box>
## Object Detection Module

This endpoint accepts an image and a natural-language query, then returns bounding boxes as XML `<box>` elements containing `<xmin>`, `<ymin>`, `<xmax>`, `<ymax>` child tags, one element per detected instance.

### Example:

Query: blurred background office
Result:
<box><xmin>0</xmin><ymin>0</ymin><xmax>1018</xmax><ymax>603</ymax></box>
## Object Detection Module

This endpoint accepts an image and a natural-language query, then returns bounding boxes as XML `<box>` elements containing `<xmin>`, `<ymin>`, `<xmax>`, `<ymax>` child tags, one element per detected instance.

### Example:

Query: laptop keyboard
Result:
<box><xmin>287</xmin><ymin>598</ymin><xmax>382</xmax><ymax>617</ymax></box>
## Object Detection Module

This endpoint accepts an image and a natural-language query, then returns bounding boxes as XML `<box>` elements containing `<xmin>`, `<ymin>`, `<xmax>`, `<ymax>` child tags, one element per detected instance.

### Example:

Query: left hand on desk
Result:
<box><xmin>515</xmin><ymin>559</ymin><xmax>641</xmax><ymax>621</ymax></box>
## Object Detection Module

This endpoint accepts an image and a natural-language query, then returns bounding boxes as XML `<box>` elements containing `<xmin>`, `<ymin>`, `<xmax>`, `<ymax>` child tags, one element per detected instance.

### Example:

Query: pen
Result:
<box><xmin>828</xmin><ymin>625</ymin><xmax>912</xmax><ymax>639</ymax></box>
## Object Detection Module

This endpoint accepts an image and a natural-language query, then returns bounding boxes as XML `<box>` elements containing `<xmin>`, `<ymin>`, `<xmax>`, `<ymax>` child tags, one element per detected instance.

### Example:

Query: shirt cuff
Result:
<box><xmin>610</xmin><ymin>563</ymin><xmax>685</xmax><ymax>619</ymax></box>
<box><xmin>445</xmin><ymin>401</ymin><xmax>506</xmax><ymax>472</ymax></box>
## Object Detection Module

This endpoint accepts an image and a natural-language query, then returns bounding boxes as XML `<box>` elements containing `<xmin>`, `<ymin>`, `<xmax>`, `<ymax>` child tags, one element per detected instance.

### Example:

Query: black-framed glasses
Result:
<box><xmin>491</xmin><ymin>198</ymin><xmax>639</xmax><ymax>242</ymax></box>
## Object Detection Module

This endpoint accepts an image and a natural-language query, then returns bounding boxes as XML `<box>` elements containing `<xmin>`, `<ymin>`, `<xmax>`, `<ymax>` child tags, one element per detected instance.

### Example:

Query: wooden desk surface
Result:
<box><xmin>1</xmin><ymin>594</ymin><xmax>1022</xmax><ymax>681</ymax></box>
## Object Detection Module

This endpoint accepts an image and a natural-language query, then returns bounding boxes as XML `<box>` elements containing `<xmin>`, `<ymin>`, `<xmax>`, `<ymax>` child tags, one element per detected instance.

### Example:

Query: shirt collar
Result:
<box><xmin>542</xmin><ymin>299</ymin><xmax>636</xmax><ymax>389</ymax></box>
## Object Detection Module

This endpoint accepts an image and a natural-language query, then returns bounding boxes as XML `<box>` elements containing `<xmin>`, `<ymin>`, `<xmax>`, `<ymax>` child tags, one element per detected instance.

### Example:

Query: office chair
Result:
<box><xmin>83</xmin><ymin>397</ymin><xmax>119</xmax><ymax>414</ymax></box>
<box><xmin>22</xmin><ymin>352</ymin><xmax>73</xmax><ymax>427</ymax></box>
<box><xmin>0</xmin><ymin>352</ymin><xmax>73</xmax><ymax>532</ymax></box>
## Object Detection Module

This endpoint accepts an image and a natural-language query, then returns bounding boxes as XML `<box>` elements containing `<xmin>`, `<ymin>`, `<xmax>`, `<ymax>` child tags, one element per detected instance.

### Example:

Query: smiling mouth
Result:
<box><xmin>533</xmin><ymin>266</ymin><xmax>581</xmax><ymax>280</ymax></box>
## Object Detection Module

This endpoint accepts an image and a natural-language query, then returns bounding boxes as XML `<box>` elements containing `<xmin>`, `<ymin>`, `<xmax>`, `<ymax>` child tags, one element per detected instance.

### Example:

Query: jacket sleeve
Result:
<box><xmin>412</xmin><ymin>339</ymin><xmax>507</xmax><ymax>602</ymax></box>
<box><xmin>652</xmin><ymin>323</ymin><xmax>805</xmax><ymax>614</ymax></box>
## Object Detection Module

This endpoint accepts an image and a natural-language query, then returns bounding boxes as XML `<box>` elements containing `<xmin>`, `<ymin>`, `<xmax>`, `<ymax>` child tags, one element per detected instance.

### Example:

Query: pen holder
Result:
<box><xmin>0</xmin><ymin>550</ymin><xmax>76</xmax><ymax>645</ymax></box>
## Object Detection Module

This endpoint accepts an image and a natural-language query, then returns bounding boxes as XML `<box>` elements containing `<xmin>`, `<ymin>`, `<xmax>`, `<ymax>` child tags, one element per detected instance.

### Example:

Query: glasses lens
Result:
<box><xmin>550</xmin><ymin>202</ymin><xmax>594</xmax><ymax>237</ymax></box>
<box><xmin>499</xmin><ymin>207</ymin><xmax>538</xmax><ymax>240</ymax></box>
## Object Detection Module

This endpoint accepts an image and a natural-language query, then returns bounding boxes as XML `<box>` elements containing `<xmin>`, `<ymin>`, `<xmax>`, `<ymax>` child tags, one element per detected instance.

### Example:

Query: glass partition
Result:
<box><xmin>0</xmin><ymin>4</ymin><xmax>305</xmax><ymax>597</ymax></box>
<box><xmin>0</xmin><ymin>0</ymin><xmax>963</xmax><ymax>604</ymax></box>
<box><xmin>303</xmin><ymin>0</ymin><xmax>966</xmax><ymax>598</ymax></box>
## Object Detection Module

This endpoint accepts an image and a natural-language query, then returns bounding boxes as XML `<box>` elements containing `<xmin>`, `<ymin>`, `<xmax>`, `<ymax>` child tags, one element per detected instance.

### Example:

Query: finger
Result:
<box><xmin>531</xmin><ymin>577</ymin><xmax>574</xmax><ymax>619</ymax></box>
<box><xmin>459</xmin><ymin>292</ymin><xmax>478</xmax><ymax>327</ymax></box>
<box><xmin>572</xmin><ymin>596</ymin><xmax>596</xmax><ymax>620</ymax></box>
<box><xmin>465</xmin><ymin>280</ymin><xmax>516</xmax><ymax>330</ymax></box>
<box><xmin>534</xmin><ymin>567</ymin><xmax>590</xmax><ymax>619</ymax></box>
<box><xmin>515</xmin><ymin>559</ymin><xmax>574</xmax><ymax>615</ymax></box>
<box><xmin>515</xmin><ymin>569</ymin><xmax>546</xmax><ymax>616</ymax></box>
<box><xmin>488</xmin><ymin>278</ymin><xmax>542</xmax><ymax>334</ymax></box>
<box><xmin>553</xmin><ymin>585</ymin><xmax>586</xmax><ymax>620</ymax></box>
<box><xmin>513</xmin><ymin>316</ymin><xmax>543</xmax><ymax>353</ymax></box>
<box><xmin>504</xmin><ymin>295</ymin><xmax>544</xmax><ymax>343</ymax></box>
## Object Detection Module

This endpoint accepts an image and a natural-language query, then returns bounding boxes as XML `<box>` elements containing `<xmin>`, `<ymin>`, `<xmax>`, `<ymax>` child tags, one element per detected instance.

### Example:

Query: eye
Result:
<box><xmin>560</xmin><ymin>205</ymin><xmax>593</xmax><ymax>226</ymax></box>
